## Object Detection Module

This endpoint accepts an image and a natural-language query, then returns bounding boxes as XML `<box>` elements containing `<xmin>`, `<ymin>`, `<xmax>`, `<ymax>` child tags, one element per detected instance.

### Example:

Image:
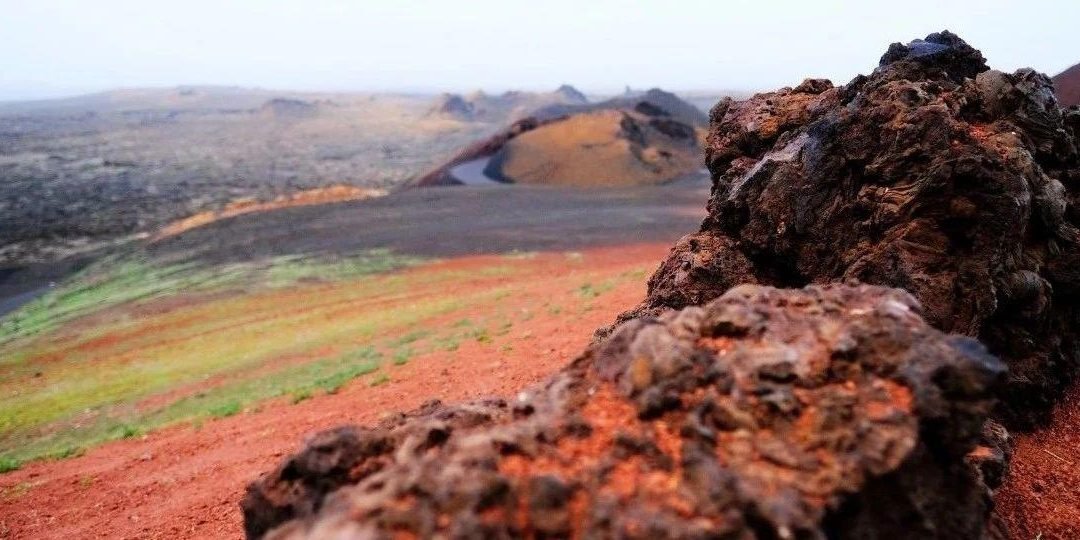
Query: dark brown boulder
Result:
<box><xmin>244</xmin><ymin>284</ymin><xmax>1005</xmax><ymax>539</ymax></box>
<box><xmin>607</xmin><ymin>31</ymin><xmax>1080</xmax><ymax>429</ymax></box>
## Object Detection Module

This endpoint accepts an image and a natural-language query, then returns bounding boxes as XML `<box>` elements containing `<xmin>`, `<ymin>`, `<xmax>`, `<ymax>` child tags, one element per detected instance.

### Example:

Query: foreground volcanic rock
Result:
<box><xmin>608</xmin><ymin>31</ymin><xmax>1080</xmax><ymax>428</ymax></box>
<box><xmin>244</xmin><ymin>285</ymin><xmax>1004</xmax><ymax>538</ymax></box>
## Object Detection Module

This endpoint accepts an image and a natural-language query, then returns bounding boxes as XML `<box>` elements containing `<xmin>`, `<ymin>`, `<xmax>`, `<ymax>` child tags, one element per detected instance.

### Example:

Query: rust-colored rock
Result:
<box><xmin>608</xmin><ymin>31</ymin><xmax>1080</xmax><ymax>429</ymax></box>
<box><xmin>244</xmin><ymin>285</ymin><xmax>1004</xmax><ymax>539</ymax></box>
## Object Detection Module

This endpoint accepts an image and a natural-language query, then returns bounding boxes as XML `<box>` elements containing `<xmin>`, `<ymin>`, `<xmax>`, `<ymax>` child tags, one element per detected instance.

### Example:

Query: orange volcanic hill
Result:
<box><xmin>1053</xmin><ymin>62</ymin><xmax>1080</xmax><ymax>107</ymax></box>
<box><xmin>487</xmin><ymin>108</ymin><xmax>703</xmax><ymax>187</ymax></box>
<box><xmin>414</xmin><ymin>90</ymin><xmax>707</xmax><ymax>188</ymax></box>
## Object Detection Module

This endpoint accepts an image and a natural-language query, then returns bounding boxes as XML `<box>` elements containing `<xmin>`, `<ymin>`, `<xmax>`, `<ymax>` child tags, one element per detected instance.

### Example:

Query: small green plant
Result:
<box><xmin>310</xmin><ymin>350</ymin><xmax>382</xmax><ymax>394</ymax></box>
<box><xmin>369</xmin><ymin>373</ymin><xmax>391</xmax><ymax>387</ymax></box>
<box><xmin>79</xmin><ymin>475</ymin><xmax>95</xmax><ymax>488</ymax></box>
<box><xmin>452</xmin><ymin>318</ymin><xmax>473</xmax><ymax>328</ymax></box>
<box><xmin>393</xmin><ymin>348</ymin><xmax>412</xmax><ymax>366</ymax></box>
<box><xmin>208</xmin><ymin>400</ymin><xmax>241</xmax><ymax>418</ymax></box>
<box><xmin>48</xmin><ymin>446</ymin><xmax>84</xmax><ymax>460</ymax></box>
<box><xmin>342</xmin><ymin>346</ymin><xmax>382</xmax><ymax>362</ymax></box>
<box><xmin>111</xmin><ymin>424</ymin><xmax>141</xmax><ymax>440</ymax></box>
<box><xmin>2</xmin><ymin>481</ymin><xmax>32</xmax><ymax>499</ymax></box>
<box><xmin>578</xmin><ymin>283</ymin><xmax>598</xmax><ymax>298</ymax></box>
<box><xmin>315</xmin><ymin>376</ymin><xmax>346</xmax><ymax>394</ymax></box>
<box><xmin>0</xmin><ymin>456</ymin><xmax>21</xmax><ymax>474</ymax></box>
<box><xmin>290</xmin><ymin>389</ymin><xmax>313</xmax><ymax>404</ymax></box>
<box><xmin>387</xmin><ymin>330</ymin><xmax>430</xmax><ymax>347</ymax></box>
<box><xmin>471</xmin><ymin>328</ymin><xmax>492</xmax><ymax>344</ymax></box>
<box><xmin>495</xmin><ymin>320</ymin><xmax>513</xmax><ymax>336</ymax></box>
<box><xmin>577</xmin><ymin>279</ymin><xmax>616</xmax><ymax>299</ymax></box>
<box><xmin>435</xmin><ymin>335</ymin><xmax>461</xmax><ymax>351</ymax></box>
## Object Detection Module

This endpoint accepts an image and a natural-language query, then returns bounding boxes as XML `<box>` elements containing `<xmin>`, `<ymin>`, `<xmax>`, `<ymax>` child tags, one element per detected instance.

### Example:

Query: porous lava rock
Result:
<box><xmin>243</xmin><ymin>284</ymin><xmax>1005</xmax><ymax>539</ymax></box>
<box><xmin>607</xmin><ymin>31</ymin><xmax>1080</xmax><ymax>429</ymax></box>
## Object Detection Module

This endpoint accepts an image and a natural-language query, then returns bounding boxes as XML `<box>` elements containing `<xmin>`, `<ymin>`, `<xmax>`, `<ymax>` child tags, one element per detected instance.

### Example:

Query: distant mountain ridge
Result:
<box><xmin>428</xmin><ymin>85</ymin><xmax>589</xmax><ymax>122</ymax></box>
<box><xmin>533</xmin><ymin>88</ymin><xmax>709</xmax><ymax>127</ymax></box>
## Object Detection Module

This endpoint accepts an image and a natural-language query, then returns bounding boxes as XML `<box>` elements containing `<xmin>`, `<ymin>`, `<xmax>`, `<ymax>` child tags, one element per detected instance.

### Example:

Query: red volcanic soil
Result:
<box><xmin>996</xmin><ymin>383</ymin><xmax>1080</xmax><ymax>539</ymax></box>
<box><xmin>1053</xmin><ymin>62</ymin><xmax>1080</xmax><ymax>107</ymax></box>
<box><xmin>0</xmin><ymin>243</ymin><xmax>671</xmax><ymax>540</ymax></box>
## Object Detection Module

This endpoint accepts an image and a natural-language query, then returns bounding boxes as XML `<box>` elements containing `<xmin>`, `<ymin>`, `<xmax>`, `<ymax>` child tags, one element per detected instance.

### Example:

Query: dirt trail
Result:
<box><xmin>996</xmin><ymin>383</ymin><xmax>1080</xmax><ymax>539</ymax></box>
<box><xmin>0</xmin><ymin>244</ymin><xmax>670</xmax><ymax>539</ymax></box>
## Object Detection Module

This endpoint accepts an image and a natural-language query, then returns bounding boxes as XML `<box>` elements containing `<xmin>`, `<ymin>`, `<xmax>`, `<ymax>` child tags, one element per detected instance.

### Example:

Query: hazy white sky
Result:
<box><xmin>2</xmin><ymin>0</ymin><xmax>1078</xmax><ymax>100</ymax></box>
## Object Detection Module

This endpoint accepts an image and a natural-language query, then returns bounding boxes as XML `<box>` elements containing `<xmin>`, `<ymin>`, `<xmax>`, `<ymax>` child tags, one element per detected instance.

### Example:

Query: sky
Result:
<box><xmin>2</xmin><ymin>0</ymin><xmax>1079</xmax><ymax>101</ymax></box>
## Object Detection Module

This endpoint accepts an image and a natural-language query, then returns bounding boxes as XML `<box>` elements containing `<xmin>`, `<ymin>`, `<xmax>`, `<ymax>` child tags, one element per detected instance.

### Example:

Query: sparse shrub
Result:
<box><xmin>436</xmin><ymin>335</ymin><xmax>461</xmax><ymax>351</ymax></box>
<box><xmin>209</xmin><ymin>400</ymin><xmax>241</xmax><ymax>418</ymax></box>
<box><xmin>388</xmin><ymin>330</ymin><xmax>429</xmax><ymax>347</ymax></box>
<box><xmin>369</xmin><ymin>373</ymin><xmax>390</xmax><ymax>387</ymax></box>
<box><xmin>49</xmin><ymin>446</ymin><xmax>84</xmax><ymax>460</ymax></box>
<box><xmin>471</xmin><ymin>328</ymin><xmax>492</xmax><ymax>344</ymax></box>
<box><xmin>111</xmin><ymin>424</ymin><xmax>141</xmax><ymax>439</ymax></box>
<box><xmin>0</xmin><ymin>456</ymin><xmax>21</xmax><ymax>474</ymax></box>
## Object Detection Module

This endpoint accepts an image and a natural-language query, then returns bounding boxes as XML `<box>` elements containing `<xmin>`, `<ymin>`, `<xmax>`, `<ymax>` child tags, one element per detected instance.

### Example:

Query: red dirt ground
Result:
<box><xmin>996</xmin><ymin>383</ymin><xmax>1080</xmax><ymax>540</ymax></box>
<box><xmin>0</xmin><ymin>243</ymin><xmax>671</xmax><ymax>539</ymax></box>
<box><xmin>5</xmin><ymin>239</ymin><xmax>1076</xmax><ymax>539</ymax></box>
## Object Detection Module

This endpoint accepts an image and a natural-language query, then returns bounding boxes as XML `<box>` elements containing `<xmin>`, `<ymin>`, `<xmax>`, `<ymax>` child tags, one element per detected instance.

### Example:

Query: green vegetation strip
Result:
<box><xmin>0</xmin><ymin>249</ymin><xmax>650</xmax><ymax>472</ymax></box>
<box><xmin>0</xmin><ymin>249</ymin><xmax>424</xmax><ymax>347</ymax></box>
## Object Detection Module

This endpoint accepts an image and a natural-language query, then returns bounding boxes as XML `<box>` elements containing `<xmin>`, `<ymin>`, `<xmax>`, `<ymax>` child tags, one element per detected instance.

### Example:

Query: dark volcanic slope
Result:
<box><xmin>146</xmin><ymin>179</ymin><xmax>709</xmax><ymax>266</ymax></box>
<box><xmin>1053</xmin><ymin>62</ymin><xmax>1080</xmax><ymax>107</ymax></box>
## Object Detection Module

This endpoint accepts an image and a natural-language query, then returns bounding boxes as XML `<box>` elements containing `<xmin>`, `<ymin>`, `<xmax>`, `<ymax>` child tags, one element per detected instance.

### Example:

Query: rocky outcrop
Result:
<box><xmin>243</xmin><ymin>32</ymin><xmax>1078</xmax><ymax>539</ymax></box>
<box><xmin>428</xmin><ymin>93</ymin><xmax>476</xmax><ymax>120</ymax></box>
<box><xmin>535</xmin><ymin>88</ymin><xmax>709</xmax><ymax>128</ymax></box>
<box><xmin>554</xmin><ymin>84</ymin><xmax>589</xmax><ymax>104</ymax></box>
<box><xmin>608</xmin><ymin>31</ymin><xmax>1080</xmax><ymax>429</ymax></box>
<box><xmin>244</xmin><ymin>285</ymin><xmax>1004</xmax><ymax>539</ymax></box>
